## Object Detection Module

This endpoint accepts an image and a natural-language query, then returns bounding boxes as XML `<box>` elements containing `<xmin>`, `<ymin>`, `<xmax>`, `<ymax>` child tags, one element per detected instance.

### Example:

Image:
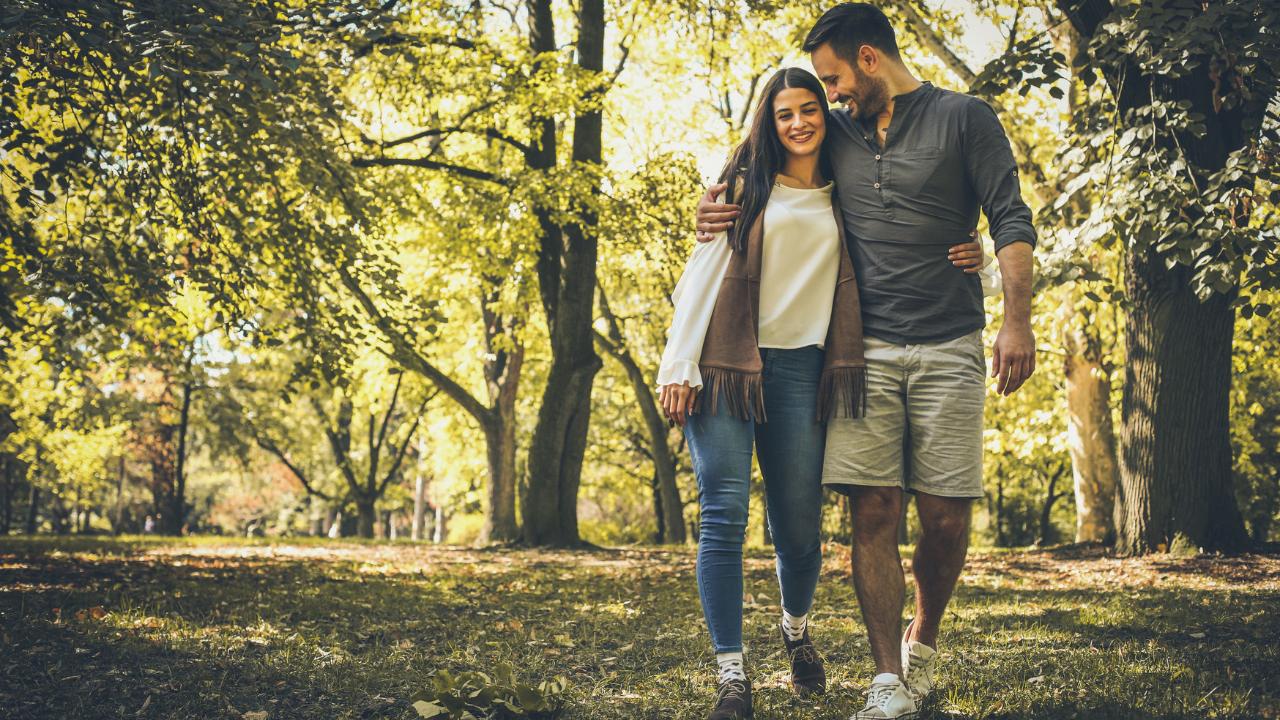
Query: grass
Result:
<box><xmin>1</xmin><ymin>535</ymin><xmax>1277</xmax><ymax>719</ymax></box>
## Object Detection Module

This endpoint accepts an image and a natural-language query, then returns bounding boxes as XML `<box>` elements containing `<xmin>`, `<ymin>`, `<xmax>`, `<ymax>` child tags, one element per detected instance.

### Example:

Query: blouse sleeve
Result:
<box><xmin>657</xmin><ymin>232</ymin><xmax>733</xmax><ymax>390</ymax></box>
<box><xmin>979</xmin><ymin>254</ymin><xmax>1003</xmax><ymax>297</ymax></box>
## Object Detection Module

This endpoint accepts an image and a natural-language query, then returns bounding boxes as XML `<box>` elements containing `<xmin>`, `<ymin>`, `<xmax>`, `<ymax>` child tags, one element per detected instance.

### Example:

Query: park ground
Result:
<box><xmin>1</xmin><ymin>537</ymin><xmax>1278</xmax><ymax>720</ymax></box>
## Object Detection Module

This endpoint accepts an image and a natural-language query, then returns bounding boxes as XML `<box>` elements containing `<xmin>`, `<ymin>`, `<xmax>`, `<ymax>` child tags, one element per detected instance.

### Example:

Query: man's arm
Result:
<box><xmin>962</xmin><ymin>99</ymin><xmax>1037</xmax><ymax>395</ymax></box>
<box><xmin>695</xmin><ymin>183</ymin><xmax>740</xmax><ymax>243</ymax></box>
<box><xmin>992</xmin><ymin>242</ymin><xmax>1034</xmax><ymax>395</ymax></box>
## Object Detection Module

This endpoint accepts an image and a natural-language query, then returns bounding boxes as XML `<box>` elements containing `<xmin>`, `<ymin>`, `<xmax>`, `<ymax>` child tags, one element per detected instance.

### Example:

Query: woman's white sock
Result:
<box><xmin>781</xmin><ymin>610</ymin><xmax>808</xmax><ymax>641</ymax></box>
<box><xmin>715</xmin><ymin>651</ymin><xmax>746</xmax><ymax>682</ymax></box>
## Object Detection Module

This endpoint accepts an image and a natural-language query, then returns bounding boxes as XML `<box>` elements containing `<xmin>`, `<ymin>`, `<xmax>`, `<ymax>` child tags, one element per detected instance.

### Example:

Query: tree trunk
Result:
<box><xmin>1</xmin><ymin>454</ymin><xmax>12</xmax><ymax>535</ymax></box>
<box><xmin>650</xmin><ymin>470</ymin><xmax>665</xmax><ymax>543</ymax></box>
<box><xmin>412</xmin><ymin>447</ymin><xmax>428</xmax><ymax>541</ymax></box>
<box><xmin>521</xmin><ymin>0</ymin><xmax>605</xmax><ymax>547</ymax></box>
<box><xmin>162</xmin><ymin>379</ymin><xmax>193</xmax><ymax>535</ymax></box>
<box><xmin>593</xmin><ymin>292</ymin><xmax>685</xmax><ymax>544</ymax></box>
<box><xmin>480</xmin><ymin>408</ymin><xmax>520</xmax><ymax>543</ymax></box>
<box><xmin>433</xmin><ymin>503</ymin><xmax>447</xmax><ymax>543</ymax></box>
<box><xmin>355</xmin><ymin>498</ymin><xmax>376</xmax><ymax>539</ymax></box>
<box><xmin>1063</xmin><ymin>320</ymin><xmax>1118</xmax><ymax>544</ymax></box>
<box><xmin>1038</xmin><ymin>466</ymin><xmax>1065</xmax><ymax>547</ymax></box>
<box><xmin>25</xmin><ymin>484</ymin><xmax>39</xmax><ymax>534</ymax></box>
<box><xmin>1117</xmin><ymin>253</ymin><xmax>1249</xmax><ymax>554</ymax></box>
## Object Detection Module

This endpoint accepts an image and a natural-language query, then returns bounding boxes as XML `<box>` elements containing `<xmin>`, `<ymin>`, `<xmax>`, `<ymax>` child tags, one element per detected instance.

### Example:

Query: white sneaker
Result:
<box><xmin>901</xmin><ymin>640</ymin><xmax>938</xmax><ymax>701</ymax></box>
<box><xmin>851</xmin><ymin>673</ymin><xmax>918</xmax><ymax>720</ymax></box>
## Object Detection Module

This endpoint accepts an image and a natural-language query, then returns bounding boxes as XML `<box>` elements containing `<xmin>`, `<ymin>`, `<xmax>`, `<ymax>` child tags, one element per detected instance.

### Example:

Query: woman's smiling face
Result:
<box><xmin>773</xmin><ymin>87</ymin><xmax>826</xmax><ymax>158</ymax></box>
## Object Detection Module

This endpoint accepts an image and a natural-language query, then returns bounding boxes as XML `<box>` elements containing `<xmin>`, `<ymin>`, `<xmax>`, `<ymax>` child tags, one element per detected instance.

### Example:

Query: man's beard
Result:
<box><xmin>848</xmin><ymin>68</ymin><xmax>890</xmax><ymax>122</ymax></box>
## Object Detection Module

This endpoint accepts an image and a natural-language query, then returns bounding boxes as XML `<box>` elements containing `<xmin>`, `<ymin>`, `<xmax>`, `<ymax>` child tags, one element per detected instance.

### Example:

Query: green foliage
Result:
<box><xmin>412</xmin><ymin>665</ymin><xmax>569</xmax><ymax>720</ymax></box>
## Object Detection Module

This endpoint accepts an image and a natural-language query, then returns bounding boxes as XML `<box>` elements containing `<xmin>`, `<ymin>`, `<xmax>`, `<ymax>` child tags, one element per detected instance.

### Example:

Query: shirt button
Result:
<box><xmin>874</xmin><ymin>182</ymin><xmax>881</xmax><ymax>189</ymax></box>
<box><xmin>875</xmin><ymin>155</ymin><xmax>882</xmax><ymax>160</ymax></box>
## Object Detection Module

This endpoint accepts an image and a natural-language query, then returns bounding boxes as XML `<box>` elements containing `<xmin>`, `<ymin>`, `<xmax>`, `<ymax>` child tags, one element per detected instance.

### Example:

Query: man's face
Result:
<box><xmin>810</xmin><ymin>43</ymin><xmax>889</xmax><ymax>122</ymax></box>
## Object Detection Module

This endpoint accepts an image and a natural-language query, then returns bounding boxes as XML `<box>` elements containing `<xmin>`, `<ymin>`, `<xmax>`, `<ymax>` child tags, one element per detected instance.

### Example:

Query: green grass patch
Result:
<box><xmin>1</xmin><ymin>536</ymin><xmax>1277</xmax><ymax>719</ymax></box>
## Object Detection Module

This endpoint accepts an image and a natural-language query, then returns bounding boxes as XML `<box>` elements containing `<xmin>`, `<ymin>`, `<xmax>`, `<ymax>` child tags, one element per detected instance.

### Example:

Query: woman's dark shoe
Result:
<box><xmin>781</xmin><ymin>625</ymin><xmax>827</xmax><ymax>696</ymax></box>
<box><xmin>708</xmin><ymin>677</ymin><xmax>753</xmax><ymax>720</ymax></box>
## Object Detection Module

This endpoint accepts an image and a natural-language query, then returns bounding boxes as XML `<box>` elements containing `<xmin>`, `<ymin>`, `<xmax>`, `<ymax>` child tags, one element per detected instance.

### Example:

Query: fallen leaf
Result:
<box><xmin>412</xmin><ymin>700</ymin><xmax>446</xmax><ymax>718</ymax></box>
<box><xmin>242</xmin><ymin>712</ymin><xmax>268</xmax><ymax>720</ymax></box>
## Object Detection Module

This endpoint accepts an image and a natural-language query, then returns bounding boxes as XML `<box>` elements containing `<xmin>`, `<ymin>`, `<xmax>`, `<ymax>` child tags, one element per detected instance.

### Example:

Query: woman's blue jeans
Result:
<box><xmin>684</xmin><ymin>345</ymin><xmax>826</xmax><ymax>654</ymax></box>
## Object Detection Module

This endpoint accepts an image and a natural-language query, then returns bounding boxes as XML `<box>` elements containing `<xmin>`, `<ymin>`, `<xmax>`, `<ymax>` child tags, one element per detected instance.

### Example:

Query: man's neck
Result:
<box><xmin>876</xmin><ymin>67</ymin><xmax>923</xmax><ymax>128</ymax></box>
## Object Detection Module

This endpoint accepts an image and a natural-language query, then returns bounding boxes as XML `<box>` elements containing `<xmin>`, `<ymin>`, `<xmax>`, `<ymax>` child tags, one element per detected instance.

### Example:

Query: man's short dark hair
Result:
<box><xmin>802</xmin><ymin>3</ymin><xmax>901</xmax><ymax>62</ymax></box>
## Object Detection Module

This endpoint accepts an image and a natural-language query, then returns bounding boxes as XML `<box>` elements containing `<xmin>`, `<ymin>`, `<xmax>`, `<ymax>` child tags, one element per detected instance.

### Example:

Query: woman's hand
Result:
<box><xmin>659</xmin><ymin>383</ymin><xmax>698</xmax><ymax>427</ymax></box>
<box><xmin>948</xmin><ymin>231</ymin><xmax>986</xmax><ymax>273</ymax></box>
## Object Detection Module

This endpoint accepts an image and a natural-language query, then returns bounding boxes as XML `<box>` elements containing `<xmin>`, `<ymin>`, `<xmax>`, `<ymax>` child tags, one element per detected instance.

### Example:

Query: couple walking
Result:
<box><xmin>657</xmin><ymin>4</ymin><xmax>1037</xmax><ymax>719</ymax></box>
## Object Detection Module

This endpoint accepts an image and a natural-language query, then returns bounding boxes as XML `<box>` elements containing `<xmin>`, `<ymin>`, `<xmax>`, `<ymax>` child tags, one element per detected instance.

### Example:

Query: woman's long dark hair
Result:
<box><xmin>718</xmin><ymin>68</ymin><xmax>833</xmax><ymax>252</ymax></box>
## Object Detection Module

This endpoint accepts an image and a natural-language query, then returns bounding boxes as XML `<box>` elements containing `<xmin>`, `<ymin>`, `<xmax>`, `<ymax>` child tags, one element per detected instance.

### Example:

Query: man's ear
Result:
<box><xmin>859</xmin><ymin>44</ymin><xmax>877</xmax><ymax>74</ymax></box>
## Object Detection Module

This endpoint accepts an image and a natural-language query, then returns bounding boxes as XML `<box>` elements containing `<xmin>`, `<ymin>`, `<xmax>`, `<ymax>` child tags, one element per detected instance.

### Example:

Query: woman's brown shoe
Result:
<box><xmin>781</xmin><ymin>625</ymin><xmax>827</xmax><ymax>696</ymax></box>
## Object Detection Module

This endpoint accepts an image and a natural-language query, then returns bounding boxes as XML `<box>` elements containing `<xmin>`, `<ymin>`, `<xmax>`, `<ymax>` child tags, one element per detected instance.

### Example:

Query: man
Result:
<box><xmin>695</xmin><ymin>4</ymin><xmax>1037</xmax><ymax>719</ymax></box>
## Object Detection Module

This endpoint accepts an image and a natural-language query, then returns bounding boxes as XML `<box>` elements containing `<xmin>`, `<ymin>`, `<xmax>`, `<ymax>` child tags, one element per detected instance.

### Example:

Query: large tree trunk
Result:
<box><xmin>355</xmin><ymin>498</ymin><xmax>376</xmax><ymax>539</ymax></box>
<box><xmin>1063</xmin><ymin>319</ymin><xmax>1118</xmax><ymax>544</ymax></box>
<box><xmin>1117</xmin><ymin>254</ymin><xmax>1248</xmax><ymax>554</ymax></box>
<box><xmin>521</xmin><ymin>0</ymin><xmax>605</xmax><ymax>547</ymax></box>
<box><xmin>1060</xmin><ymin>0</ymin><xmax>1251</xmax><ymax>555</ymax></box>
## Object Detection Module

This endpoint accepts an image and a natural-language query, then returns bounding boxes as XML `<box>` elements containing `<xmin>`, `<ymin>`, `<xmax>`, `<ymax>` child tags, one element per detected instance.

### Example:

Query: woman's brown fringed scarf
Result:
<box><xmin>691</xmin><ymin>193</ymin><xmax>868</xmax><ymax>423</ymax></box>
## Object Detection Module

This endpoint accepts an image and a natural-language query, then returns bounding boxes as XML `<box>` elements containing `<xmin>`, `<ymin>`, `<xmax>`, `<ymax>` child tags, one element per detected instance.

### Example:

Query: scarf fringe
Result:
<box><xmin>694</xmin><ymin>366</ymin><xmax>767</xmax><ymax>422</ymax></box>
<box><xmin>816</xmin><ymin>365</ymin><xmax>868</xmax><ymax>422</ymax></box>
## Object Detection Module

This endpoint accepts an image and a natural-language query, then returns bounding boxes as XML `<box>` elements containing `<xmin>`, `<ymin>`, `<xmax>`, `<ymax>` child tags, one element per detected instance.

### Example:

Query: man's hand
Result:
<box><xmin>949</xmin><ymin>231</ymin><xmax>986</xmax><ymax>273</ymax></box>
<box><xmin>991</xmin><ymin>321</ymin><xmax>1035</xmax><ymax>395</ymax></box>
<box><xmin>695</xmin><ymin>182</ymin><xmax>741</xmax><ymax>243</ymax></box>
<box><xmin>659</xmin><ymin>383</ymin><xmax>698</xmax><ymax>426</ymax></box>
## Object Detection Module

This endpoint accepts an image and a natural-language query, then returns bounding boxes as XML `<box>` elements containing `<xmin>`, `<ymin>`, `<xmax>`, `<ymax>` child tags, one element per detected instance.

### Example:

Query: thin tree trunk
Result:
<box><xmin>165</xmin><ymin>379</ymin><xmax>193</xmax><ymax>535</ymax></box>
<box><xmin>1038</xmin><ymin>465</ymin><xmax>1066</xmax><ymax>547</ymax></box>
<box><xmin>412</xmin><ymin>440</ymin><xmax>427</xmax><ymax>541</ymax></box>
<box><xmin>1063</xmin><ymin>319</ymin><xmax>1118</xmax><ymax>544</ymax></box>
<box><xmin>433</xmin><ymin>503</ymin><xmax>446</xmax><ymax>544</ymax></box>
<box><xmin>25</xmin><ymin>484</ymin><xmax>39</xmax><ymax>534</ymax></box>
<box><xmin>594</xmin><ymin>291</ymin><xmax>685</xmax><ymax>544</ymax></box>
<box><xmin>521</xmin><ymin>0</ymin><xmax>605</xmax><ymax>547</ymax></box>
<box><xmin>1</xmin><ymin>455</ymin><xmax>12</xmax><ymax>535</ymax></box>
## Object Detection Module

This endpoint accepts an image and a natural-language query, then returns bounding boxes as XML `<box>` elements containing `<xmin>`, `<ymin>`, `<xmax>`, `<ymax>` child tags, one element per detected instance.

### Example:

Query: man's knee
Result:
<box><xmin>918</xmin><ymin>498</ymin><xmax>972</xmax><ymax>543</ymax></box>
<box><xmin>851</xmin><ymin>486</ymin><xmax>903</xmax><ymax>537</ymax></box>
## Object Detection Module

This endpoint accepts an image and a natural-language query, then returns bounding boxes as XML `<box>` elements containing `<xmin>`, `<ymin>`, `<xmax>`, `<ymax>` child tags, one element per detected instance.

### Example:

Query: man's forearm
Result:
<box><xmin>996</xmin><ymin>241</ymin><xmax>1033</xmax><ymax>324</ymax></box>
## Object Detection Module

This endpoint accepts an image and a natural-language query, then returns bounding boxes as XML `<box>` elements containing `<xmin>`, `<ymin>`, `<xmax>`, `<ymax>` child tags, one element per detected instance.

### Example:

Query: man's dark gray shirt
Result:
<box><xmin>827</xmin><ymin>82</ymin><xmax>1036</xmax><ymax>345</ymax></box>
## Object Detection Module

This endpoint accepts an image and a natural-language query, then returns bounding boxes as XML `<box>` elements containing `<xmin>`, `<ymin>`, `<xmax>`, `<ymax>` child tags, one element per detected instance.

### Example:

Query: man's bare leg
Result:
<box><xmin>905</xmin><ymin>493</ymin><xmax>973</xmax><ymax>648</ymax></box>
<box><xmin>849</xmin><ymin>485</ymin><xmax>906</xmax><ymax>675</ymax></box>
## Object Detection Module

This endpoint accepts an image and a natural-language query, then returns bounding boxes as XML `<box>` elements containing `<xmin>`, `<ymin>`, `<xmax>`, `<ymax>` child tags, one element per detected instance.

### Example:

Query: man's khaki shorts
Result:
<box><xmin>822</xmin><ymin>328</ymin><xmax>986</xmax><ymax>499</ymax></box>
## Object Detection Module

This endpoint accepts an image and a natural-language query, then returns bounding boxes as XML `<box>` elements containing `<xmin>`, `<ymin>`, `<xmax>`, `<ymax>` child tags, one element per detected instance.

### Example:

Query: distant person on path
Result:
<box><xmin>659</xmin><ymin>65</ymin><xmax>997</xmax><ymax>719</ymax></box>
<box><xmin>143</xmin><ymin>515</ymin><xmax>155</xmax><ymax>534</ymax></box>
<box><xmin>693</xmin><ymin>5</ymin><xmax>1037</xmax><ymax>718</ymax></box>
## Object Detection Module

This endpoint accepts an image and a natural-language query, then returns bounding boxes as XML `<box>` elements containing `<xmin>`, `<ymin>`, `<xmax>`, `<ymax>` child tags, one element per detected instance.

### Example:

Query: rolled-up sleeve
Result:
<box><xmin>962</xmin><ymin>99</ymin><xmax>1036</xmax><ymax>252</ymax></box>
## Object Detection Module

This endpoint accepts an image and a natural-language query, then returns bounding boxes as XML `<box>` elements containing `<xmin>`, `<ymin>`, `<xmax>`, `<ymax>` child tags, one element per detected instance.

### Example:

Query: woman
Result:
<box><xmin>657</xmin><ymin>67</ymin><xmax>996</xmax><ymax>720</ymax></box>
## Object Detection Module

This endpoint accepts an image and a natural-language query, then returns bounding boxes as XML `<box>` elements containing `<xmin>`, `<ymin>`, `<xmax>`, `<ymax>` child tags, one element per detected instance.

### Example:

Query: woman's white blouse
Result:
<box><xmin>657</xmin><ymin>187</ymin><xmax>1004</xmax><ymax>390</ymax></box>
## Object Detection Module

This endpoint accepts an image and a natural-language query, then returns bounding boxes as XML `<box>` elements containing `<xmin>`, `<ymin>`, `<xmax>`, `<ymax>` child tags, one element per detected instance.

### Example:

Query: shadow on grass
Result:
<box><xmin>2</xmin><ymin>537</ymin><xmax>1277</xmax><ymax>720</ymax></box>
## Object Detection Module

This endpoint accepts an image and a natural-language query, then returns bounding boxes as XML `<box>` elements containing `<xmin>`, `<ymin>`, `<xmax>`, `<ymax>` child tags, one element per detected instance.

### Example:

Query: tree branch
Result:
<box><xmin>350</xmin><ymin>156</ymin><xmax>509</xmax><ymax>185</ymax></box>
<box><xmin>377</xmin><ymin>390</ymin><xmax>436</xmax><ymax>497</ymax></box>
<box><xmin>354</xmin><ymin>32</ymin><xmax>477</xmax><ymax>59</ymax></box>
<box><xmin>253</xmin><ymin>433</ymin><xmax>334</xmax><ymax>502</ymax></box>
<box><xmin>337</xmin><ymin>267</ymin><xmax>494</xmax><ymax>426</ymax></box>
